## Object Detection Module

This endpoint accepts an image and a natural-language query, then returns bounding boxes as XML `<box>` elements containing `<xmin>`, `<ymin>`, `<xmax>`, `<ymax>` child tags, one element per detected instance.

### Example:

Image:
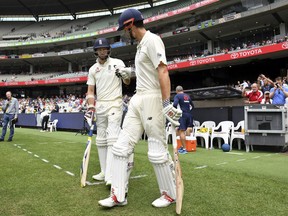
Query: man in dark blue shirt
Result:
<box><xmin>173</xmin><ymin>86</ymin><xmax>194</xmax><ymax>154</ymax></box>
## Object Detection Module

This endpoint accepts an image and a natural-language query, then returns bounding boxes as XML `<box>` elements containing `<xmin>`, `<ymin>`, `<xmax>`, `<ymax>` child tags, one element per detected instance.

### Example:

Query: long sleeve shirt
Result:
<box><xmin>2</xmin><ymin>97</ymin><xmax>19</xmax><ymax>117</ymax></box>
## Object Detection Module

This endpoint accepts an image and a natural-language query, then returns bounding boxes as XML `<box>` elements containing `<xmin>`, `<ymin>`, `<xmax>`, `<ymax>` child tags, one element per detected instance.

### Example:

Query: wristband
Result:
<box><xmin>85</xmin><ymin>94</ymin><xmax>95</xmax><ymax>100</ymax></box>
<box><xmin>162</xmin><ymin>99</ymin><xmax>170</xmax><ymax>108</ymax></box>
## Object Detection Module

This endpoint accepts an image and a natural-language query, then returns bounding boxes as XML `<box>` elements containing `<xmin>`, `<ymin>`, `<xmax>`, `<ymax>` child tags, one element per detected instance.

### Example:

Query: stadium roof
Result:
<box><xmin>0</xmin><ymin>0</ymin><xmax>157</xmax><ymax>17</ymax></box>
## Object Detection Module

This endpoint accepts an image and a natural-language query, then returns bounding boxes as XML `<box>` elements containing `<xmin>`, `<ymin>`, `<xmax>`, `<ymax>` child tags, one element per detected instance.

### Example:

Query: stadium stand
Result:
<box><xmin>0</xmin><ymin>0</ymin><xmax>287</xmax><ymax>101</ymax></box>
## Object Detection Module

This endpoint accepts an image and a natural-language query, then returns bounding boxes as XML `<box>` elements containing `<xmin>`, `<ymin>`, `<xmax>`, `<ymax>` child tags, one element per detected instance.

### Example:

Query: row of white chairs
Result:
<box><xmin>165</xmin><ymin>120</ymin><xmax>253</xmax><ymax>152</ymax></box>
<box><xmin>193</xmin><ymin>120</ymin><xmax>253</xmax><ymax>152</ymax></box>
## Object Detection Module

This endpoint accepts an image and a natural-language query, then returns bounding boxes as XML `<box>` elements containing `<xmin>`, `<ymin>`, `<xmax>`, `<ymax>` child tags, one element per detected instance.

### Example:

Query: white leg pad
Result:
<box><xmin>96</xmin><ymin>138</ymin><xmax>107</xmax><ymax>174</ymax></box>
<box><xmin>105</xmin><ymin>122</ymin><xmax>121</xmax><ymax>183</ymax></box>
<box><xmin>110</xmin><ymin>131</ymin><xmax>134</xmax><ymax>202</ymax></box>
<box><xmin>126</xmin><ymin>153</ymin><xmax>134</xmax><ymax>193</ymax></box>
<box><xmin>148</xmin><ymin>137</ymin><xmax>176</xmax><ymax>199</ymax></box>
<box><xmin>111</xmin><ymin>155</ymin><xmax>128</xmax><ymax>202</ymax></box>
<box><xmin>105</xmin><ymin>138</ymin><xmax>117</xmax><ymax>183</ymax></box>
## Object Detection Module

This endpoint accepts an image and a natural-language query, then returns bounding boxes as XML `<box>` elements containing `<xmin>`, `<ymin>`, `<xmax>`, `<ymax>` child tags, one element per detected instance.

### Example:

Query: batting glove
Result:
<box><xmin>115</xmin><ymin>67</ymin><xmax>131</xmax><ymax>80</ymax></box>
<box><xmin>84</xmin><ymin>108</ymin><xmax>96</xmax><ymax>127</ymax></box>
<box><xmin>162</xmin><ymin>100</ymin><xmax>182</xmax><ymax>127</ymax></box>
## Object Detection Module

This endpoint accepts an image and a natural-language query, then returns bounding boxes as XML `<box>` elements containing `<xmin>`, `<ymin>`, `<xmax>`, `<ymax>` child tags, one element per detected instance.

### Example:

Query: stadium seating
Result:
<box><xmin>193</xmin><ymin>121</ymin><xmax>216</xmax><ymax>149</ymax></box>
<box><xmin>210</xmin><ymin>121</ymin><xmax>234</xmax><ymax>149</ymax></box>
<box><xmin>47</xmin><ymin>119</ymin><xmax>58</xmax><ymax>132</ymax></box>
<box><xmin>230</xmin><ymin>120</ymin><xmax>253</xmax><ymax>152</ymax></box>
<box><xmin>165</xmin><ymin>122</ymin><xmax>172</xmax><ymax>144</ymax></box>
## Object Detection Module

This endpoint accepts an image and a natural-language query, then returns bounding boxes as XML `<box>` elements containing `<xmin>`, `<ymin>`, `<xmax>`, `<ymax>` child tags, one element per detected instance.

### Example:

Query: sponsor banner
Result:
<box><xmin>173</xmin><ymin>27</ymin><xmax>190</xmax><ymax>35</ymax></box>
<box><xmin>0</xmin><ymin>76</ymin><xmax>88</xmax><ymax>87</ymax></box>
<box><xmin>1</xmin><ymin>42</ymin><xmax>288</xmax><ymax>86</ymax></box>
<box><xmin>168</xmin><ymin>42</ymin><xmax>288</xmax><ymax>70</ymax></box>
<box><xmin>58</xmin><ymin>51</ymin><xmax>70</xmax><ymax>56</ymax></box>
<box><xmin>71</xmin><ymin>49</ymin><xmax>84</xmax><ymax>54</ymax></box>
<box><xmin>98</xmin><ymin>27</ymin><xmax>117</xmax><ymax>35</ymax></box>
<box><xmin>110</xmin><ymin>41</ymin><xmax>126</xmax><ymax>48</ymax></box>
<box><xmin>32</xmin><ymin>53</ymin><xmax>45</xmax><ymax>57</ymax></box>
<box><xmin>8</xmin><ymin>55</ymin><xmax>19</xmax><ymax>59</ymax></box>
<box><xmin>0</xmin><ymin>43</ymin><xmax>8</xmax><ymax>47</ymax></box>
<box><xmin>198</xmin><ymin>20</ymin><xmax>215</xmax><ymax>29</ymax></box>
<box><xmin>219</xmin><ymin>13</ymin><xmax>242</xmax><ymax>23</ymax></box>
<box><xmin>20</xmin><ymin>54</ymin><xmax>32</xmax><ymax>59</ymax></box>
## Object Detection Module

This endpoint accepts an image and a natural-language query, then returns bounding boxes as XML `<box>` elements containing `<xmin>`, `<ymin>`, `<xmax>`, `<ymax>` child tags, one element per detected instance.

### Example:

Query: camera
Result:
<box><xmin>275</xmin><ymin>83</ymin><xmax>279</xmax><ymax>88</ymax></box>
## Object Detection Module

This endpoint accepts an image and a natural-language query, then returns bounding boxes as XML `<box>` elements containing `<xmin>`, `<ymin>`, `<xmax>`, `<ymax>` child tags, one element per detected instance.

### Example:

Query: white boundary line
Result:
<box><xmin>13</xmin><ymin>144</ymin><xmax>75</xmax><ymax>177</ymax></box>
<box><xmin>236</xmin><ymin>159</ymin><xmax>246</xmax><ymax>162</ymax></box>
<box><xmin>53</xmin><ymin>165</ymin><xmax>62</xmax><ymax>170</ymax></box>
<box><xmin>42</xmin><ymin>159</ymin><xmax>49</xmax><ymax>163</ymax></box>
<box><xmin>216</xmin><ymin>162</ymin><xmax>228</xmax><ymax>166</ymax></box>
<box><xmin>195</xmin><ymin>165</ymin><xmax>208</xmax><ymax>169</ymax></box>
<box><xmin>65</xmin><ymin>171</ymin><xmax>75</xmax><ymax>176</ymax></box>
<box><xmin>226</xmin><ymin>152</ymin><xmax>244</xmax><ymax>155</ymax></box>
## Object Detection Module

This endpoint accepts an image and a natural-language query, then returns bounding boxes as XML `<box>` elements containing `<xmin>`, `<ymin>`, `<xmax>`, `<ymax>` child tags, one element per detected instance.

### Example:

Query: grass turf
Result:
<box><xmin>0</xmin><ymin>128</ymin><xmax>287</xmax><ymax>216</ymax></box>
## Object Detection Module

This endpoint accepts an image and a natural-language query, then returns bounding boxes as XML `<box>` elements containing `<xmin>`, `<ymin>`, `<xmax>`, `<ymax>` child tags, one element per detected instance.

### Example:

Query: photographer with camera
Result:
<box><xmin>269</xmin><ymin>76</ymin><xmax>288</xmax><ymax>105</ymax></box>
<box><xmin>0</xmin><ymin>91</ymin><xmax>19</xmax><ymax>142</ymax></box>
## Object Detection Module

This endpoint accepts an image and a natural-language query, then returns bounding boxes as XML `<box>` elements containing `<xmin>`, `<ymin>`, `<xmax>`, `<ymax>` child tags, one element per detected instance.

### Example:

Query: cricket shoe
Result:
<box><xmin>92</xmin><ymin>172</ymin><xmax>105</xmax><ymax>181</ymax></box>
<box><xmin>98</xmin><ymin>195</ymin><xmax>127</xmax><ymax>208</ymax></box>
<box><xmin>152</xmin><ymin>194</ymin><xmax>175</xmax><ymax>208</ymax></box>
<box><xmin>105</xmin><ymin>180</ymin><xmax>112</xmax><ymax>186</ymax></box>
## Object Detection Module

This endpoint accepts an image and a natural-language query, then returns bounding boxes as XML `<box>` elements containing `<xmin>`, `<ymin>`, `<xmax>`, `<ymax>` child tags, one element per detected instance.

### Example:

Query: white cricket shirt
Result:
<box><xmin>135</xmin><ymin>31</ymin><xmax>167</xmax><ymax>91</ymax></box>
<box><xmin>87</xmin><ymin>57</ymin><xmax>125</xmax><ymax>101</ymax></box>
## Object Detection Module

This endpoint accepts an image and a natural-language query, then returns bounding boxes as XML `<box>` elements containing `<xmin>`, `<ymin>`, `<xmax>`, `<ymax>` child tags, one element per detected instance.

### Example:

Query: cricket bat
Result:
<box><xmin>80</xmin><ymin>124</ymin><xmax>94</xmax><ymax>187</ymax></box>
<box><xmin>171</xmin><ymin>124</ymin><xmax>184</xmax><ymax>215</ymax></box>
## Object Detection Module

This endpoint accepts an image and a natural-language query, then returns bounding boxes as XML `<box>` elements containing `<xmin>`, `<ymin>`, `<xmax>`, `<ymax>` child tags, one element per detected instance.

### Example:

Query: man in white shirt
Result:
<box><xmin>85</xmin><ymin>38</ymin><xmax>131</xmax><ymax>185</ymax></box>
<box><xmin>0</xmin><ymin>91</ymin><xmax>19</xmax><ymax>142</ymax></box>
<box><xmin>99</xmin><ymin>8</ymin><xmax>182</xmax><ymax>208</ymax></box>
<box><xmin>40</xmin><ymin>108</ymin><xmax>50</xmax><ymax>132</ymax></box>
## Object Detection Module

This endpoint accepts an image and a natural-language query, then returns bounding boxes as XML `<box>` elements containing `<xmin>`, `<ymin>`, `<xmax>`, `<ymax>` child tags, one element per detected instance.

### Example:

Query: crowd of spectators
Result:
<box><xmin>14</xmin><ymin>24</ymin><xmax>89</xmax><ymax>42</ymax></box>
<box><xmin>237</xmin><ymin>74</ymin><xmax>288</xmax><ymax>105</ymax></box>
<box><xmin>0</xmin><ymin>93</ymin><xmax>132</xmax><ymax>115</ymax></box>
<box><xmin>168</xmin><ymin>36</ymin><xmax>288</xmax><ymax>64</ymax></box>
<box><xmin>0</xmin><ymin>71</ymin><xmax>89</xmax><ymax>83</ymax></box>
<box><xmin>0</xmin><ymin>94</ymin><xmax>86</xmax><ymax>114</ymax></box>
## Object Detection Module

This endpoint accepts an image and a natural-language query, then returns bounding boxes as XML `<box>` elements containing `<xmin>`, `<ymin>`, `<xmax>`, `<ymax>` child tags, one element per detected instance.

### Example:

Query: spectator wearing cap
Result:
<box><xmin>261</xmin><ymin>91</ymin><xmax>272</xmax><ymax>104</ymax></box>
<box><xmin>269</xmin><ymin>77</ymin><xmax>288</xmax><ymax>105</ymax></box>
<box><xmin>242</xmin><ymin>83</ymin><xmax>263</xmax><ymax>104</ymax></box>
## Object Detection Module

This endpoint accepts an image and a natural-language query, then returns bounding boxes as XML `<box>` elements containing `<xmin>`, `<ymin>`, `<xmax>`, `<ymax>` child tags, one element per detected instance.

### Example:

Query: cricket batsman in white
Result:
<box><xmin>85</xmin><ymin>37</ymin><xmax>132</xmax><ymax>185</ymax></box>
<box><xmin>99</xmin><ymin>8</ymin><xmax>182</xmax><ymax>208</ymax></box>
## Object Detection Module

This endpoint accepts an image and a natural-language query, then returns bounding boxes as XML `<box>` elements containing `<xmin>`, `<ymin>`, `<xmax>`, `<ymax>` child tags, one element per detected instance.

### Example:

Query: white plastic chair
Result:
<box><xmin>193</xmin><ymin>121</ymin><xmax>215</xmax><ymax>149</ymax></box>
<box><xmin>48</xmin><ymin>119</ymin><xmax>58</xmax><ymax>132</ymax></box>
<box><xmin>210</xmin><ymin>121</ymin><xmax>234</xmax><ymax>149</ymax></box>
<box><xmin>165</xmin><ymin>122</ymin><xmax>172</xmax><ymax>144</ymax></box>
<box><xmin>230</xmin><ymin>120</ymin><xmax>253</xmax><ymax>152</ymax></box>
<box><xmin>193</xmin><ymin>120</ymin><xmax>200</xmax><ymax>127</ymax></box>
